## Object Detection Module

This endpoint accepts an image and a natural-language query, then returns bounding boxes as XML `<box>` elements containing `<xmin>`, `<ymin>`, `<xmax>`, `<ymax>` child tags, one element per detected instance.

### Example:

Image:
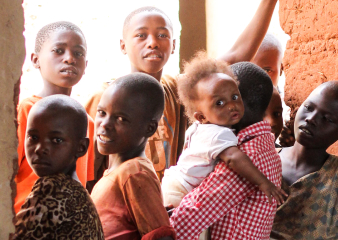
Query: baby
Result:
<box><xmin>162</xmin><ymin>52</ymin><xmax>286</xmax><ymax>207</ymax></box>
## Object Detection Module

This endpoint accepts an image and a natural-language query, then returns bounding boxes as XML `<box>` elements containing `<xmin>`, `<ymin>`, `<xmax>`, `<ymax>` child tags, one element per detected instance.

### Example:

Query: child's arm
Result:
<box><xmin>218</xmin><ymin>0</ymin><xmax>278</xmax><ymax>64</ymax></box>
<box><xmin>218</xmin><ymin>146</ymin><xmax>287</xmax><ymax>204</ymax></box>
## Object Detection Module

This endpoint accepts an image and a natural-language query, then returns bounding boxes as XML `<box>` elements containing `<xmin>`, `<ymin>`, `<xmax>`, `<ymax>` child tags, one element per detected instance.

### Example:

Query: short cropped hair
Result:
<box><xmin>32</xmin><ymin>95</ymin><xmax>88</xmax><ymax>139</ymax></box>
<box><xmin>35</xmin><ymin>21</ymin><xmax>86</xmax><ymax>53</ymax></box>
<box><xmin>258</xmin><ymin>33</ymin><xmax>283</xmax><ymax>56</ymax></box>
<box><xmin>112</xmin><ymin>72</ymin><xmax>165</xmax><ymax>122</ymax></box>
<box><xmin>231</xmin><ymin>62</ymin><xmax>273</xmax><ymax>118</ymax></box>
<box><xmin>178</xmin><ymin>51</ymin><xmax>236</xmax><ymax>122</ymax></box>
<box><xmin>123</xmin><ymin>6</ymin><xmax>173</xmax><ymax>37</ymax></box>
<box><xmin>318</xmin><ymin>81</ymin><xmax>338</xmax><ymax>99</ymax></box>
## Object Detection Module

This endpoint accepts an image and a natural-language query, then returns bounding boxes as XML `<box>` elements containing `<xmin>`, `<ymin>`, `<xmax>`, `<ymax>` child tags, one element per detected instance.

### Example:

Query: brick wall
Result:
<box><xmin>280</xmin><ymin>0</ymin><xmax>338</xmax><ymax>153</ymax></box>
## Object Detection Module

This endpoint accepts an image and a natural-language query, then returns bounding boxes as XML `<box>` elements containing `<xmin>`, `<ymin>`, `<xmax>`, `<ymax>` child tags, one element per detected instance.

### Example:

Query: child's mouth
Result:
<box><xmin>98</xmin><ymin>135</ymin><xmax>113</xmax><ymax>143</ymax></box>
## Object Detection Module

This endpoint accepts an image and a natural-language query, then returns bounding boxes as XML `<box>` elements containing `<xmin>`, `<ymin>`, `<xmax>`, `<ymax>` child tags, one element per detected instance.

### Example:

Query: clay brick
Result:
<box><xmin>280</xmin><ymin>0</ymin><xmax>338</xmax><ymax>154</ymax></box>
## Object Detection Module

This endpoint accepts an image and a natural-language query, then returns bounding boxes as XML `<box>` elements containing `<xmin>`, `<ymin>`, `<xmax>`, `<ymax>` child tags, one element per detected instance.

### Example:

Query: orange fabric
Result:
<box><xmin>14</xmin><ymin>96</ymin><xmax>95</xmax><ymax>214</ymax></box>
<box><xmin>141</xmin><ymin>226</ymin><xmax>176</xmax><ymax>240</ymax></box>
<box><xmin>91</xmin><ymin>157</ymin><xmax>174</xmax><ymax>240</ymax></box>
<box><xmin>84</xmin><ymin>75</ymin><xmax>187</xmax><ymax>181</ymax></box>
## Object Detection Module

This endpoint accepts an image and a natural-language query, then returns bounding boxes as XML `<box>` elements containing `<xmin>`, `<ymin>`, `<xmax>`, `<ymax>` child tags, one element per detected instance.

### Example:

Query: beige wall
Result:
<box><xmin>0</xmin><ymin>0</ymin><xmax>25</xmax><ymax>239</ymax></box>
<box><xmin>179</xmin><ymin>0</ymin><xmax>206</xmax><ymax>72</ymax></box>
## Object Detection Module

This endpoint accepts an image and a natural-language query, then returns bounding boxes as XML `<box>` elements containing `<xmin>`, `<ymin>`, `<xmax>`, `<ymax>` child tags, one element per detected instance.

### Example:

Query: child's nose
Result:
<box><xmin>100</xmin><ymin>117</ymin><xmax>114</xmax><ymax>130</ymax></box>
<box><xmin>35</xmin><ymin>142</ymin><xmax>49</xmax><ymax>155</ymax></box>
<box><xmin>63</xmin><ymin>51</ymin><xmax>76</xmax><ymax>64</ymax></box>
<box><xmin>305</xmin><ymin>111</ymin><xmax>318</xmax><ymax>126</ymax></box>
<box><xmin>147</xmin><ymin>35</ymin><xmax>159</xmax><ymax>49</ymax></box>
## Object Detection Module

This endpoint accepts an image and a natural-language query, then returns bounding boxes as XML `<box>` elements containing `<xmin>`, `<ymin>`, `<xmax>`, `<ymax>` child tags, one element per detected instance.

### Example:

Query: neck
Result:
<box><xmin>284</xmin><ymin>141</ymin><xmax>329</xmax><ymax>168</ymax></box>
<box><xmin>235</xmin><ymin>116</ymin><xmax>263</xmax><ymax>133</ymax></box>
<box><xmin>37</xmin><ymin>80</ymin><xmax>72</xmax><ymax>97</ymax></box>
<box><xmin>130</xmin><ymin>67</ymin><xmax>163</xmax><ymax>82</ymax></box>
<box><xmin>107</xmin><ymin>147</ymin><xmax>146</xmax><ymax>174</ymax></box>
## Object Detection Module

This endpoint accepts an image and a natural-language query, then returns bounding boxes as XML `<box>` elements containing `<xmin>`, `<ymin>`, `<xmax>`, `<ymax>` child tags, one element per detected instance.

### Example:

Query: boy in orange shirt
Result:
<box><xmin>86</xmin><ymin>0</ymin><xmax>278</xmax><ymax>182</ymax></box>
<box><xmin>15</xmin><ymin>21</ymin><xmax>95</xmax><ymax>213</ymax></box>
<box><xmin>91</xmin><ymin>73</ymin><xmax>175</xmax><ymax>240</ymax></box>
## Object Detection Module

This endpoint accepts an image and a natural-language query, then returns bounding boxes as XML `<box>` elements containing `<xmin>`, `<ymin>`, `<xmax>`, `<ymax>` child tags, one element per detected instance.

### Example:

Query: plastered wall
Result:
<box><xmin>0</xmin><ymin>0</ymin><xmax>25</xmax><ymax>239</ymax></box>
<box><xmin>279</xmin><ymin>0</ymin><xmax>338</xmax><ymax>153</ymax></box>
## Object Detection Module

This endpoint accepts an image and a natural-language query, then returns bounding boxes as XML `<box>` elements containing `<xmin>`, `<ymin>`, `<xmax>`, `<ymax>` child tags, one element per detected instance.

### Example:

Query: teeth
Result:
<box><xmin>99</xmin><ymin>135</ymin><xmax>113</xmax><ymax>142</ymax></box>
<box><xmin>301</xmin><ymin>128</ymin><xmax>311</xmax><ymax>134</ymax></box>
<box><xmin>146</xmin><ymin>54</ymin><xmax>160</xmax><ymax>58</ymax></box>
<box><xmin>65</xmin><ymin>70</ymin><xmax>74</xmax><ymax>73</ymax></box>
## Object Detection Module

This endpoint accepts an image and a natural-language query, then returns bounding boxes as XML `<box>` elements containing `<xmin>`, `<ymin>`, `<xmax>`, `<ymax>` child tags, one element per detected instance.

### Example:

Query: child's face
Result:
<box><xmin>294</xmin><ymin>85</ymin><xmax>338</xmax><ymax>149</ymax></box>
<box><xmin>32</xmin><ymin>29</ymin><xmax>87</xmax><ymax>89</ymax></box>
<box><xmin>252</xmin><ymin>48</ymin><xmax>282</xmax><ymax>87</ymax></box>
<box><xmin>195</xmin><ymin>73</ymin><xmax>244</xmax><ymax>127</ymax></box>
<box><xmin>120</xmin><ymin>11</ymin><xmax>175</xmax><ymax>77</ymax></box>
<box><xmin>263</xmin><ymin>88</ymin><xmax>283</xmax><ymax>140</ymax></box>
<box><xmin>25</xmin><ymin>107</ymin><xmax>84</xmax><ymax>177</ymax></box>
<box><xmin>95</xmin><ymin>86</ymin><xmax>150</xmax><ymax>156</ymax></box>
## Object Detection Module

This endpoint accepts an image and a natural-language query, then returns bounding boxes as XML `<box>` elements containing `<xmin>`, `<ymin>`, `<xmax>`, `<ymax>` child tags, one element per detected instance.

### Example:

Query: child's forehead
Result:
<box><xmin>43</xmin><ymin>29</ymin><xmax>87</xmax><ymax>49</ymax></box>
<box><xmin>126</xmin><ymin>11</ymin><xmax>173</xmax><ymax>33</ymax></box>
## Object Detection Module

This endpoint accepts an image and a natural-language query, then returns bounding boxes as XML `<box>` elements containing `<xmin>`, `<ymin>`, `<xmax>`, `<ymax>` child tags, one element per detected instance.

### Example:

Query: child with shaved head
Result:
<box><xmin>91</xmin><ymin>73</ymin><xmax>175</xmax><ymax>240</ymax></box>
<box><xmin>15</xmin><ymin>21</ymin><xmax>95</xmax><ymax>213</ymax></box>
<box><xmin>13</xmin><ymin>95</ymin><xmax>103</xmax><ymax>240</ymax></box>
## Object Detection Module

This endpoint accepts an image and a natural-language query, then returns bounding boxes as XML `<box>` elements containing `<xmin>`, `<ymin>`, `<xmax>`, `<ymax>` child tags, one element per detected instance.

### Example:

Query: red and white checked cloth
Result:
<box><xmin>170</xmin><ymin>121</ymin><xmax>282</xmax><ymax>240</ymax></box>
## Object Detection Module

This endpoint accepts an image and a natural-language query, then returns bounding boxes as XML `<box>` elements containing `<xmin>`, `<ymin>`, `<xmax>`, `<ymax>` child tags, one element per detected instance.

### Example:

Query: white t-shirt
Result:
<box><xmin>164</xmin><ymin>122</ymin><xmax>238</xmax><ymax>192</ymax></box>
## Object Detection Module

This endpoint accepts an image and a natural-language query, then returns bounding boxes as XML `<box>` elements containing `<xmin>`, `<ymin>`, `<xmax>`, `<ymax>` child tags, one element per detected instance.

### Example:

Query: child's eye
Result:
<box><xmin>53</xmin><ymin>48</ymin><xmax>64</xmax><ymax>54</ymax></box>
<box><xmin>158</xmin><ymin>33</ymin><xmax>168</xmax><ymax>38</ymax></box>
<box><xmin>232</xmin><ymin>94</ymin><xmax>239</xmax><ymax>100</ymax></box>
<box><xmin>216</xmin><ymin>100</ymin><xmax>224</xmax><ymax>106</ymax></box>
<box><xmin>97</xmin><ymin>110</ymin><xmax>106</xmax><ymax>117</ymax></box>
<box><xmin>304</xmin><ymin>104</ymin><xmax>313</xmax><ymax>111</ymax></box>
<box><xmin>323</xmin><ymin>116</ymin><xmax>334</xmax><ymax>123</ymax></box>
<box><xmin>52</xmin><ymin>138</ymin><xmax>63</xmax><ymax>144</ymax></box>
<box><xmin>75</xmin><ymin>51</ymin><xmax>85</xmax><ymax>57</ymax></box>
<box><xmin>27</xmin><ymin>135</ymin><xmax>38</xmax><ymax>141</ymax></box>
<box><xmin>136</xmin><ymin>33</ymin><xmax>146</xmax><ymax>38</ymax></box>
<box><xmin>264</xmin><ymin>68</ymin><xmax>272</xmax><ymax>73</ymax></box>
<box><xmin>117</xmin><ymin>116</ymin><xmax>127</xmax><ymax>123</ymax></box>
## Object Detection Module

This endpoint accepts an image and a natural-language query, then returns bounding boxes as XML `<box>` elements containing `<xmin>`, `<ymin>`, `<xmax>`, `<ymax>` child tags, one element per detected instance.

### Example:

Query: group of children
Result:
<box><xmin>13</xmin><ymin>0</ymin><xmax>313</xmax><ymax>239</ymax></box>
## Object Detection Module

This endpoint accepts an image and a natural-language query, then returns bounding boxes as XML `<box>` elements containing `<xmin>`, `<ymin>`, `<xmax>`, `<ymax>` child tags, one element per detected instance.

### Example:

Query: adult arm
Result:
<box><xmin>218</xmin><ymin>0</ymin><xmax>278</xmax><ymax>64</ymax></box>
<box><xmin>123</xmin><ymin>171</ymin><xmax>176</xmax><ymax>240</ymax></box>
<box><xmin>170</xmin><ymin>162</ymin><xmax>256</xmax><ymax>240</ymax></box>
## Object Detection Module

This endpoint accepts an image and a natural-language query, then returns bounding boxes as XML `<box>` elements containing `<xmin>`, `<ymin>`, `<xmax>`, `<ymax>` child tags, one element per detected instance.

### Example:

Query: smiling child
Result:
<box><xmin>90</xmin><ymin>73</ymin><xmax>175</xmax><ymax>240</ymax></box>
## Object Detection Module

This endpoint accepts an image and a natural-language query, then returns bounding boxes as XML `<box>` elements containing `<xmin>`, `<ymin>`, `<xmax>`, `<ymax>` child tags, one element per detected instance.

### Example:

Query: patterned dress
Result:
<box><xmin>271</xmin><ymin>155</ymin><xmax>338</xmax><ymax>240</ymax></box>
<box><xmin>13</xmin><ymin>173</ymin><xmax>104</xmax><ymax>240</ymax></box>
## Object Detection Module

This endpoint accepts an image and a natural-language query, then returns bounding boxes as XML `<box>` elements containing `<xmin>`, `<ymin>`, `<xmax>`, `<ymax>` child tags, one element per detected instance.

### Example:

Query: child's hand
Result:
<box><xmin>165</xmin><ymin>204</ymin><xmax>175</xmax><ymax>217</ymax></box>
<box><xmin>258</xmin><ymin>181</ymin><xmax>288</xmax><ymax>205</ymax></box>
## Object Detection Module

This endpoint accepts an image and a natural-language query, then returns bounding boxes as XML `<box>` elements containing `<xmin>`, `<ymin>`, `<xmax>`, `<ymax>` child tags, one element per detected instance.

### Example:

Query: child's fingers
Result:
<box><xmin>279</xmin><ymin>188</ymin><xmax>288</xmax><ymax>197</ymax></box>
<box><xmin>272</xmin><ymin>191</ymin><xmax>283</xmax><ymax>205</ymax></box>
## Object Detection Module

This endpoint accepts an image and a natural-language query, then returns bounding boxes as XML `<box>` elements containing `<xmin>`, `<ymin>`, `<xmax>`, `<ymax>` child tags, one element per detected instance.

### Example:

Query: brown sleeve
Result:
<box><xmin>141</xmin><ymin>226</ymin><xmax>176</xmax><ymax>240</ymax></box>
<box><xmin>123</xmin><ymin>171</ymin><xmax>172</xmax><ymax>237</ymax></box>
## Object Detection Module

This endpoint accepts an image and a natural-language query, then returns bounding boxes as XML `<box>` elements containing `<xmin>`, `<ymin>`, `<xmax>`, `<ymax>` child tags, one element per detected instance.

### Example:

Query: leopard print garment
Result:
<box><xmin>13</xmin><ymin>173</ymin><xmax>104</xmax><ymax>240</ymax></box>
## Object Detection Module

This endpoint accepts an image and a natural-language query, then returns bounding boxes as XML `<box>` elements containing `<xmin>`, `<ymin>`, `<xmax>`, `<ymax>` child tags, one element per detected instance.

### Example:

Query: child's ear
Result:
<box><xmin>193</xmin><ymin>112</ymin><xmax>207</xmax><ymax>124</ymax></box>
<box><xmin>120</xmin><ymin>39</ymin><xmax>127</xmax><ymax>55</ymax></box>
<box><xmin>31</xmin><ymin>53</ymin><xmax>40</xmax><ymax>69</ymax></box>
<box><xmin>146</xmin><ymin>120</ymin><xmax>158</xmax><ymax>137</ymax></box>
<box><xmin>171</xmin><ymin>39</ymin><xmax>176</xmax><ymax>54</ymax></box>
<box><xmin>280</xmin><ymin>63</ymin><xmax>283</xmax><ymax>76</ymax></box>
<box><xmin>75</xmin><ymin>137</ymin><xmax>89</xmax><ymax>159</ymax></box>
